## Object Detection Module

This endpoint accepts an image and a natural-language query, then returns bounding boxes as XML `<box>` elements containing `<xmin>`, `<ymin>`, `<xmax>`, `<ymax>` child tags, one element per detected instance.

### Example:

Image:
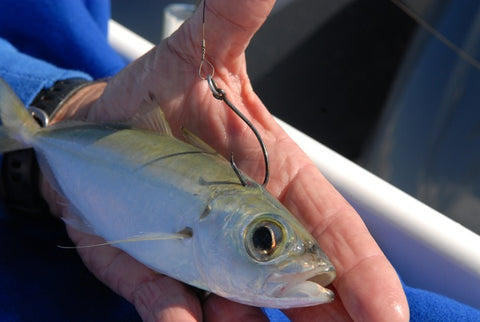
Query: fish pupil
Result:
<box><xmin>252</xmin><ymin>226</ymin><xmax>274</xmax><ymax>254</ymax></box>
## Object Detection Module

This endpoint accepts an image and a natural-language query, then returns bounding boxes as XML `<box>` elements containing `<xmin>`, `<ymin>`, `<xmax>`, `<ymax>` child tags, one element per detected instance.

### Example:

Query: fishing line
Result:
<box><xmin>198</xmin><ymin>0</ymin><xmax>270</xmax><ymax>187</ymax></box>
<box><xmin>391</xmin><ymin>0</ymin><xmax>480</xmax><ymax>71</ymax></box>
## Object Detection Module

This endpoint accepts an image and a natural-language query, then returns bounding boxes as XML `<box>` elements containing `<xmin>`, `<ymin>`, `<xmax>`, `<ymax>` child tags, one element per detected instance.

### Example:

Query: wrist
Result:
<box><xmin>51</xmin><ymin>81</ymin><xmax>107</xmax><ymax>123</ymax></box>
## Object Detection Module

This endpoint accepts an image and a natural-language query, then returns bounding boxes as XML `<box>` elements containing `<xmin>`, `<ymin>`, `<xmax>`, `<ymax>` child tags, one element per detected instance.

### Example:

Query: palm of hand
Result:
<box><xmin>42</xmin><ymin>1</ymin><xmax>408</xmax><ymax>321</ymax></box>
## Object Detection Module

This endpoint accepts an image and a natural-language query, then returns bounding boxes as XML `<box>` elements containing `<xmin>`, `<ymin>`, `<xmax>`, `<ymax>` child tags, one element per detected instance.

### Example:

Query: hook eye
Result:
<box><xmin>207</xmin><ymin>75</ymin><xmax>224</xmax><ymax>99</ymax></box>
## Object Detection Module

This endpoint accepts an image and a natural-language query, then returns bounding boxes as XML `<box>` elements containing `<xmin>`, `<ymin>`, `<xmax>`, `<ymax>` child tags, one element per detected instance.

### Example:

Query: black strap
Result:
<box><xmin>1</xmin><ymin>149</ymin><xmax>48</xmax><ymax>216</ymax></box>
<box><xmin>30</xmin><ymin>78</ymin><xmax>91</xmax><ymax>125</ymax></box>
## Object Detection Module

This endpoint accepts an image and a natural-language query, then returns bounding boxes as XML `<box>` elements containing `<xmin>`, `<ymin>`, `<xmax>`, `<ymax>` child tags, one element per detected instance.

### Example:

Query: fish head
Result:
<box><xmin>195</xmin><ymin>186</ymin><xmax>336</xmax><ymax>309</ymax></box>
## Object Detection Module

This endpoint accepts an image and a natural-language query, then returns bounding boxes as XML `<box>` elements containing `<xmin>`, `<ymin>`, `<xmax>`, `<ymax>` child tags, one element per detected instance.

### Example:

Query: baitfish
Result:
<box><xmin>0</xmin><ymin>78</ymin><xmax>335</xmax><ymax>308</ymax></box>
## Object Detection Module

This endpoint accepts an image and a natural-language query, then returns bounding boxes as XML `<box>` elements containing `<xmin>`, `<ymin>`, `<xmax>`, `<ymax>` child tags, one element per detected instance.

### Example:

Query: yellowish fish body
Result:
<box><xmin>0</xmin><ymin>79</ymin><xmax>335</xmax><ymax>308</ymax></box>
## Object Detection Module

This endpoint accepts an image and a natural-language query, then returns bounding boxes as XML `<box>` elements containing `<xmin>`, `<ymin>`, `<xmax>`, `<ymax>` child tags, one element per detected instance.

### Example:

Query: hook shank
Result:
<box><xmin>207</xmin><ymin>75</ymin><xmax>270</xmax><ymax>186</ymax></box>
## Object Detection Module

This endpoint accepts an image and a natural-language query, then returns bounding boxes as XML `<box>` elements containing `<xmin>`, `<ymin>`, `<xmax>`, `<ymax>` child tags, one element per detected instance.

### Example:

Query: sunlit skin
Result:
<box><xmin>40</xmin><ymin>0</ymin><xmax>409</xmax><ymax>320</ymax></box>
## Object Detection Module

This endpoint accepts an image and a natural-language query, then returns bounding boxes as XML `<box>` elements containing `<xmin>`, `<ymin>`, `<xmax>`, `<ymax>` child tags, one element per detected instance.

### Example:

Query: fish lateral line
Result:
<box><xmin>57</xmin><ymin>229</ymin><xmax>193</xmax><ymax>249</ymax></box>
<box><xmin>198</xmin><ymin>176</ymin><xmax>244</xmax><ymax>187</ymax></box>
<box><xmin>135</xmin><ymin>150</ymin><xmax>218</xmax><ymax>171</ymax></box>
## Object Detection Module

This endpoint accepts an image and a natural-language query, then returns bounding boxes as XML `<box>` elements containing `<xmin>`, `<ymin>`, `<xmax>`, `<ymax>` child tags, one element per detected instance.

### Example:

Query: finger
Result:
<box><xmin>281</xmin><ymin>165</ymin><xmax>409</xmax><ymax>321</ymax></box>
<box><xmin>283</xmin><ymin>289</ymin><xmax>352</xmax><ymax>322</ymax></box>
<box><xmin>66</xmin><ymin>227</ymin><xmax>202</xmax><ymax>321</ymax></box>
<box><xmin>171</xmin><ymin>0</ymin><xmax>276</xmax><ymax>67</ymax></box>
<box><xmin>66</xmin><ymin>226</ymin><xmax>157</xmax><ymax>298</ymax></box>
<box><xmin>86</xmin><ymin>0</ymin><xmax>277</xmax><ymax>131</ymax></box>
<box><xmin>203</xmin><ymin>295</ymin><xmax>268</xmax><ymax>322</ymax></box>
<box><xmin>132</xmin><ymin>275</ymin><xmax>202</xmax><ymax>322</ymax></box>
<box><xmin>203</xmin><ymin>0</ymin><xmax>275</xmax><ymax>60</ymax></box>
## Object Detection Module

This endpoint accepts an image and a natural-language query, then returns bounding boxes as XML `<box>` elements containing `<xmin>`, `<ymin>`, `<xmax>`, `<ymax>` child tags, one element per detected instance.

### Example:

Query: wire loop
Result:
<box><xmin>198</xmin><ymin>58</ymin><xmax>215</xmax><ymax>80</ymax></box>
<box><xmin>206</xmin><ymin>75</ymin><xmax>224</xmax><ymax>99</ymax></box>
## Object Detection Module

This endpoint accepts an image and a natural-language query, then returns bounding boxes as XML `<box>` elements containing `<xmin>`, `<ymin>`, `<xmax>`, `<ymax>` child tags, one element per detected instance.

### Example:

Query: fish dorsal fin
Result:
<box><xmin>181</xmin><ymin>127</ymin><xmax>217</xmax><ymax>154</ymax></box>
<box><xmin>129</xmin><ymin>92</ymin><xmax>172</xmax><ymax>135</ymax></box>
<box><xmin>58</xmin><ymin>228</ymin><xmax>193</xmax><ymax>249</ymax></box>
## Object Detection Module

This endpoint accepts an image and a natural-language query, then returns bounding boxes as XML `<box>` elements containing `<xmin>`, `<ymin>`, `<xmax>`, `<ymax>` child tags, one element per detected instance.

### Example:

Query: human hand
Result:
<box><xmin>42</xmin><ymin>0</ymin><xmax>409</xmax><ymax>320</ymax></box>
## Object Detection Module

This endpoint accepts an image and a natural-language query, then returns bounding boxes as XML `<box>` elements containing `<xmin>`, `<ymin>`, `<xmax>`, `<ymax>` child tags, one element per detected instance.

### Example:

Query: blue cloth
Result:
<box><xmin>405</xmin><ymin>284</ymin><xmax>480</xmax><ymax>321</ymax></box>
<box><xmin>0</xmin><ymin>0</ymin><xmax>126</xmax><ymax>104</ymax></box>
<box><xmin>263</xmin><ymin>281</ymin><xmax>480</xmax><ymax>321</ymax></box>
<box><xmin>0</xmin><ymin>0</ymin><xmax>479</xmax><ymax>321</ymax></box>
<box><xmin>0</xmin><ymin>0</ymin><xmax>126</xmax><ymax>80</ymax></box>
<box><xmin>0</xmin><ymin>38</ymin><xmax>92</xmax><ymax>105</ymax></box>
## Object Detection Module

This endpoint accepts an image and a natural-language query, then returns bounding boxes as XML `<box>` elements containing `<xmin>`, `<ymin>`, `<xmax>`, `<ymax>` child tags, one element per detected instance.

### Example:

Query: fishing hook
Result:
<box><xmin>207</xmin><ymin>75</ymin><xmax>270</xmax><ymax>187</ymax></box>
<box><xmin>198</xmin><ymin>0</ymin><xmax>270</xmax><ymax>187</ymax></box>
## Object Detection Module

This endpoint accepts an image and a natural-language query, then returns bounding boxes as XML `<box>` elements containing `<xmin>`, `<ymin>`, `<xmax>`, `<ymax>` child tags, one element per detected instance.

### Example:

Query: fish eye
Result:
<box><xmin>245</xmin><ymin>218</ymin><xmax>285</xmax><ymax>262</ymax></box>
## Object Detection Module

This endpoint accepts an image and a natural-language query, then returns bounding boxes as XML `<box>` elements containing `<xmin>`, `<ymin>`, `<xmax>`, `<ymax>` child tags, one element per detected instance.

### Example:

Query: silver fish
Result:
<box><xmin>0</xmin><ymin>79</ymin><xmax>335</xmax><ymax>308</ymax></box>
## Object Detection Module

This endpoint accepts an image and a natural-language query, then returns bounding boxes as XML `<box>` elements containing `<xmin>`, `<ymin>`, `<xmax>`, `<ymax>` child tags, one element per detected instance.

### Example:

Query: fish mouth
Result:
<box><xmin>267</xmin><ymin>265</ymin><xmax>336</xmax><ymax>308</ymax></box>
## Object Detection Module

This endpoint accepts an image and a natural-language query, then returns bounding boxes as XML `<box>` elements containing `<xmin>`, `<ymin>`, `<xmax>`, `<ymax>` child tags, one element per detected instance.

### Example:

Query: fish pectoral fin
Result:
<box><xmin>129</xmin><ymin>92</ymin><xmax>173</xmax><ymax>135</ymax></box>
<box><xmin>181</xmin><ymin>127</ymin><xmax>218</xmax><ymax>154</ymax></box>
<box><xmin>58</xmin><ymin>229</ymin><xmax>193</xmax><ymax>249</ymax></box>
<box><xmin>61</xmin><ymin>205</ymin><xmax>97</xmax><ymax>235</ymax></box>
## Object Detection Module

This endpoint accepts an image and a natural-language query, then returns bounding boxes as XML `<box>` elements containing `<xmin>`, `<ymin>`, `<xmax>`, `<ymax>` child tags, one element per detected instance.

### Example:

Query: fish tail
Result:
<box><xmin>0</xmin><ymin>78</ymin><xmax>40</xmax><ymax>152</ymax></box>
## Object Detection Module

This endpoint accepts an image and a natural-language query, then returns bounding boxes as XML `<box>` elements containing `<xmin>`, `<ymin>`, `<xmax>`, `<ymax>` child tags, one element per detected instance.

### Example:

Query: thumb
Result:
<box><xmin>170</xmin><ymin>0</ymin><xmax>275</xmax><ymax>66</ymax></box>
